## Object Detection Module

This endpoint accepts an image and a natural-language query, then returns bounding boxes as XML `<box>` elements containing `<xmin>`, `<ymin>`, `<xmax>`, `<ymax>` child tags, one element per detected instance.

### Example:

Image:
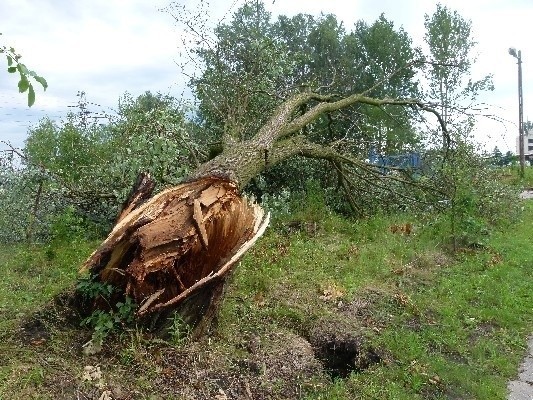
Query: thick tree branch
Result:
<box><xmin>280</xmin><ymin>94</ymin><xmax>449</xmax><ymax>147</ymax></box>
<box><xmin>254</xmin><ymin>91</ymin><xmax>317</xmax><ymax>146</ymax></box>
<box><xmin>192</xmin><ymin>87</ymin><xmax>452</xmax><ymax>192</ymax></box>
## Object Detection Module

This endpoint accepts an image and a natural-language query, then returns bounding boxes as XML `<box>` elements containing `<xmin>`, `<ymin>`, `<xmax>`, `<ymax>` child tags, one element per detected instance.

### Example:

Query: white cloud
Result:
<box><xmin>1</xmin><ymin>0</ymin><xmax>532</xmax><ymax>154</ymax></box>
<box><xmin>0</xmin><ymin>0</ymin><xmax>185</xmax><ymax>149</ymax></box>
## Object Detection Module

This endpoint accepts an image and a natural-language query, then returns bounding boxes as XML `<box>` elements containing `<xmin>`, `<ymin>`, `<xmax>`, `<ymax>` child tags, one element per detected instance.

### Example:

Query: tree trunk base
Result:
<box><xmin>76</xmin><ymin>176</ymin><xmax>269</xmax><ymax>336</ymax></box>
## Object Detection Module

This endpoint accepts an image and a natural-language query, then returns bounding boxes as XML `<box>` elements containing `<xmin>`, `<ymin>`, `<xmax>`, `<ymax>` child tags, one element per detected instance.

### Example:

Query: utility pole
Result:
<box><xmin>509</xmin><ymin>48</ymin><xmax>525</xmax><ymax>177</ymax></box>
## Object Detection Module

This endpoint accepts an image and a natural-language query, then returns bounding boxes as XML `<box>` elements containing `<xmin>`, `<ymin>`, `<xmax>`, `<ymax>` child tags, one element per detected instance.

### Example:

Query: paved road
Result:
<box><xmin>508</xmin><ymin>192</ymin><xmax>533</xmax><ymax>399</ymax></box>
<box><xmin>519</xmin><ymin>189</ymin><xmax>533</xmax><ymax>199</ymax></box>
<box><xmin>508</xmin><ymin>337</ymin><xmax>533</xmax><ymax>400</ymax></box>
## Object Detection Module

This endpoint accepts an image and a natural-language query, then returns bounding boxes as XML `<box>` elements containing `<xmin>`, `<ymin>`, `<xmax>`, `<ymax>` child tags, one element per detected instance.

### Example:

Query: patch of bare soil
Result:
<box><xmin>19</xmin><ymin>317</ymin><xmax>50</xmax><ymax>345</ymax></box>
<box><xmin>147</xmin><ymin>331</ymin><xmax>328</xmax><ymax>400</ymax></box>
<box><xmin>140</xmin><ymin>318</ymin><xmax>382</xmax><ymax>398</ymax></box>
<box><xmin>18</xmin><ymin>289</ymin><xmax>85</xmax><ymax>346</ymax></box>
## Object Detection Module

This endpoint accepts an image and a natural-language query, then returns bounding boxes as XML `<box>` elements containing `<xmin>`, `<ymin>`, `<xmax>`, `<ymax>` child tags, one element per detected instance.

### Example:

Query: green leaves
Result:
<box><xmin>18</xmin><ymin>75</ymin><xmax>29</xmax><ymax>93</ymax></box>
<box><xmin>28</xmin><ymin>84</ymin><xmax>36</xmax><ymax>107</ymax></box>
<box><xmin>2</xmin><ymin>36</ymin><xmax>47</xmax><ymax>107</ymax></box>
<box><xmin>16</xmin><ymin>61</ymin><xmax>28</xmax><ymax>75</ymax></box>
<box><xmin>17</xmin><ymin>74</ymin><xmax>38</xmax><ymax>107</ymax></box>
<box><xmin>12</xmin><ymin>62</ymin><xmax>48</xmax><ymax>106</ymax></box>
<box><xmin>15</xmin><ymin>64</ymin><xmax>47</xmax><ymax>106</ymax></box>
<box><xmin>33</xmin><ymin>75</ymin><xmax>48</xmax><ymax>90</ymax></box>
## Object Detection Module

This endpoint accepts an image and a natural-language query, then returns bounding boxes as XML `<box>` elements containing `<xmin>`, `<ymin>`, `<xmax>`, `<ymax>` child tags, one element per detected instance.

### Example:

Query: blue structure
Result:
<box><xmin>368</xmin><ymin>148</ymin><xmax>422</xmax><ymax>172</ymax></box>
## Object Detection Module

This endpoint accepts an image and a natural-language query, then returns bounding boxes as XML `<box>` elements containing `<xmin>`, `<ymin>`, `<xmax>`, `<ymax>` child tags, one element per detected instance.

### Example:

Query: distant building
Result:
<box><xmin>517</xmin><ymin>129</ymin><xmax>533</xmax><ymax>161</ymax></box>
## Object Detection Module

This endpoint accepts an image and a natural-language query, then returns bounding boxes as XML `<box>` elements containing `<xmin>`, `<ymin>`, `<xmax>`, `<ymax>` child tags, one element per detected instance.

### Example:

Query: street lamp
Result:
<box><xmin>509</xmin><ymin>47</ymin><xmax>525</xmax><ymax>177</ymax></box>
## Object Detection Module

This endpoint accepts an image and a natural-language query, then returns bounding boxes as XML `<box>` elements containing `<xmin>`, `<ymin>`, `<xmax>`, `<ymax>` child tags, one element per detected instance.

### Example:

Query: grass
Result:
<box><xmin>230</xmin><ymin>203</ymin><xmax>532</xmax><ymax>399</ymax></box>
<box><xmin>501</xmin><ymin>164</ymin><xmax>533</xmax><ymax>188</ymax></box>
<box><xmin>0</xmin><ymin>238</ymin><xmax>99</xmax><ymax>333</ymax></box>
<box><xmin>0</xmin><ymin>201</ymin><xmax>532</xmax><ymax>399</ymax></box>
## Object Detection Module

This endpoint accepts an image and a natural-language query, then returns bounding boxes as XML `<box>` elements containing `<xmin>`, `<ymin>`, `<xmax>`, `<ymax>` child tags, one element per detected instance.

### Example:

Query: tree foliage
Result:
<box><xmin>182</xmin><ymin>2</ymin><xmax>426</xmax><ymax>210</ymax></box>
<box><xmin>191</xmin><ymin>2</ymin><xmax>294</xmax><ymax>144</ymax></box>
<box><xmin>0</xmin><ymin>92</ymin><xmax>196</xmax><ymax>241</ymax></box>
<box><xmin>423</xmin><ymin>3</ymin><xmax>493</xmax><ymax>134</ymax></box>
<box><xmin>488</xmin><ymin>146</ymin><xmax>516</xmax><ymax>167</ymax></box>
<box><xmin>190</xmin><ymin>5</ymin><xmax>422</xmax><ymax>155</ymax></box>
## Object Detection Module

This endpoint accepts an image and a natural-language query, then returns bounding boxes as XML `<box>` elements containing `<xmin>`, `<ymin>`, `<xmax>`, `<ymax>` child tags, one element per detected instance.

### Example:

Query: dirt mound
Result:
<box><xmin>149</xmin><ymin>331</ymin><xmax>328</xmax><ymax>399</ymax></box>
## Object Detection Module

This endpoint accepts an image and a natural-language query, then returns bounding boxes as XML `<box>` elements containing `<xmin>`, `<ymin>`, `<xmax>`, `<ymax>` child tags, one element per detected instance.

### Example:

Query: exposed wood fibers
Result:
<box><xmin>80</xmin><ymin>177</ymin><xmax>269</xmax><ymax>316</ymax></box>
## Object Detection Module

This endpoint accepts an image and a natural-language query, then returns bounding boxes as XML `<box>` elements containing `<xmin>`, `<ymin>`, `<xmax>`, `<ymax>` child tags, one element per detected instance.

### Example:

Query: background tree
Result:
<box><xmin>342</xmin><ymin>14</ymin><xmax>421</xmax><ymax>154</ymax></box>
<box><xmin>187</xmin><ymin>3</ymin><xmax>425</xmax><ymax>213</ymax></box>
<box><xmin>523</xmin><ymin>120</ymin><xmax>533</xmax><ymax>133</ymax></box>
<box><xmin>490</xmin><ymin>146</ymin><xmax>504</xmax><ymax>166</ymax></box>
<box><xmin>190</xmin><ymin>2</ymin><xmax>293</xmax><ymax>146</ymax></box>
<box><xmin>423</xmin><ymin>3</ymin><xmax>493</xmax><ymax>140</ymax></box>
<box><xmin>3</xmin><ymin>91</ymin><xmax>196</xmax><ymax>240</ymax></box>
<box><xmin>423</xmin><ymin>4</ymin><xmax>497</xmax><ymax>250</ymax></box>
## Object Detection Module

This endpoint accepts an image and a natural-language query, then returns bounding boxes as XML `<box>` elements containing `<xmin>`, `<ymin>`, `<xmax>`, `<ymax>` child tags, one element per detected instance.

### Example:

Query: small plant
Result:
<box><xmin>76</xmin><ymin>274</ymin><xmax>114</xmax><ymax>301</ymax></box>
<box><xmin>77</xmin><ymin>274</ymin><xmax>136</xmax><ymax>352</ymax></box>
<box><xmin>115</xmin><ymin>297</ymin><xmax>137</xmax><ymax>327</ymax></box>
<box><xmin>167</xmin><ymin>314</ymin><xmax>192</xmax><ymax>346</ymax></box>
<box><xmin>81</xmin><ymin>310</ymin><xmax>116</xmax><ymax>351</ymax></box>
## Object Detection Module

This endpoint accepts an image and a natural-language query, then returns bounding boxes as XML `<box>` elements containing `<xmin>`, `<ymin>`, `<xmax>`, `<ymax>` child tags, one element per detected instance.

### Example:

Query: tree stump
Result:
<box><xmin>78</xmin><ymin>176</ymin><xmax>269</xmax><ymax>337</ymax></box>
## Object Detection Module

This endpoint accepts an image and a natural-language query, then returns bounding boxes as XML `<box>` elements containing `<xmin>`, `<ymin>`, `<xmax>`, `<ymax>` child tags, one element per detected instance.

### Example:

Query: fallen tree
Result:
<box><xmin>77</xmin><ymin>90</ymin><xmax>448</xmax><ymax>337</ymax></box>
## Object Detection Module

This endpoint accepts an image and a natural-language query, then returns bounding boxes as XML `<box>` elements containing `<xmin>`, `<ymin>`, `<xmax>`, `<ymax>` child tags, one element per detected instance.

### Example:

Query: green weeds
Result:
<box><xmin>167</xmin><ymin>314</ymin><xmax>193</xmax><ymax>346</ymax></box>
<box><xmin>0</xmin><ymin>201</ymin><xmax>531</xmax><ymax>399</ymax></box>
<box><xmin>76</xmin><ymin>274</ymin><xmax>137</xmax><ymax>351</ymax></box>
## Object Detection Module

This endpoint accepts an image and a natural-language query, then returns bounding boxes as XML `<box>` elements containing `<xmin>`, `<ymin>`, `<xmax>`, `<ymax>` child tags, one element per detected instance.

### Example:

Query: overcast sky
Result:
<box><xmin>1</xmin><ymin>0</ymin><xmax>532</xmax><ymax>154</ymax></box>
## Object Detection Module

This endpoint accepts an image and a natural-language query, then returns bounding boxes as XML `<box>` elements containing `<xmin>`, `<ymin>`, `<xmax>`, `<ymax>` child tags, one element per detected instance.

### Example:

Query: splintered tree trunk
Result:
<box><xmin>79</xmin><ymin>173</ymin><xmax>269</xmax><ymax>337</ymax></box>
<box><xmin>115</xmin><ymin>171</ymin><xmax>156</xmax><ymax>224</ymax></box>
